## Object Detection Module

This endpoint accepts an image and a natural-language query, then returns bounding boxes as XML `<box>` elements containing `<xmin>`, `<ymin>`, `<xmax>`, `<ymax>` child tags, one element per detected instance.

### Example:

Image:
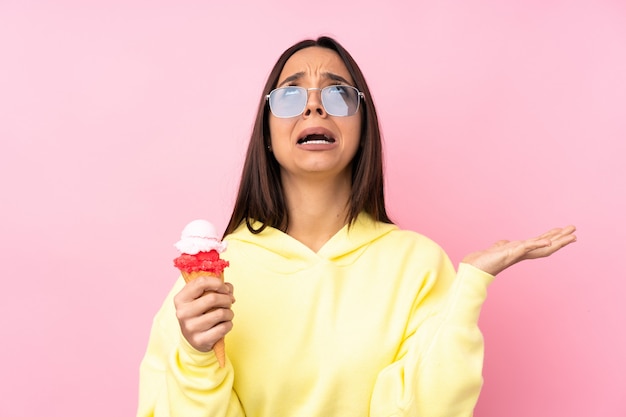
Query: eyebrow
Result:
<box><xmin>278</xmin><ymin>71</ymin><xmax>353</xmax><ymax>87</ymax></box>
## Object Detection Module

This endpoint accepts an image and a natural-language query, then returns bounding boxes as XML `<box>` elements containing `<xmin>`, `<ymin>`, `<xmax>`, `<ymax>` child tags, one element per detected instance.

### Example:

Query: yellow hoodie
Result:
<box><xmin>137</xmin><ymin>213</ymin><xmax>494</xmax><ymax>417</ymax></box>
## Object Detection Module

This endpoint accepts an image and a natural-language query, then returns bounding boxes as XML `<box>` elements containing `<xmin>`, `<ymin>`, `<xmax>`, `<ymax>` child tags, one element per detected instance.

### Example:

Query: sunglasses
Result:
<box><xmin>266</xmin><ymin>85</ymin><xmax>364</xmax><ymax>118</ymax></box>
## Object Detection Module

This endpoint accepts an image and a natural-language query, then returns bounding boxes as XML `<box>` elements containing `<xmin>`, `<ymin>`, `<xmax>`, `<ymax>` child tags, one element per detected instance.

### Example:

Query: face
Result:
<box><xmin>268</xmin><ymin>47</ymin><xmax>362</xmax><ymax>182</ymax></box>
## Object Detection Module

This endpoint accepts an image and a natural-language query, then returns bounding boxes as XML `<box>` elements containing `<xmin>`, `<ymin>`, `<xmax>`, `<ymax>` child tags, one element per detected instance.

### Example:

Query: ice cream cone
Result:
<box><xmin>180</xmin><ymin>270</ymin><xmax>223</xmax><ymax>284</ymax></box>
<box><xmin>174</xmin><ymin>219</ymin><xmax>229</xmax><ymax>369</ymax></box>
<box><xmin>180</xmin><ymin>270</ymin><xmax>226</xmax><ymax>368</ymax></box>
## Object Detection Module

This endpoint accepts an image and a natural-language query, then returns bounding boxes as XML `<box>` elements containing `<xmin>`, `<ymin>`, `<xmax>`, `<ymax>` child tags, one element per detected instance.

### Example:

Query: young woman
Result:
<box><xmin>137</xmin><ymin>37</ymin><xmax>576</xmax><ymax>417</ymax></box>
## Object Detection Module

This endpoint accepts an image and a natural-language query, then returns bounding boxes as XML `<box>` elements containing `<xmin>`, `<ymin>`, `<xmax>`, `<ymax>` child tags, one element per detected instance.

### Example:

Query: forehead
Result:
<box><xmin>278</xmin><ymin>46</ymin><xmax>354</xmax><ymax>85</ymax></box>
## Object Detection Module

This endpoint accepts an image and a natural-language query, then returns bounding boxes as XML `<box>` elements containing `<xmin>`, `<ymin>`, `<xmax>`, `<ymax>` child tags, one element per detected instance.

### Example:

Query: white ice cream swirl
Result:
<box><xmin>174</xmin><ymin>219</ymin><xmax>227</xmax><ymax>255</ymax></box>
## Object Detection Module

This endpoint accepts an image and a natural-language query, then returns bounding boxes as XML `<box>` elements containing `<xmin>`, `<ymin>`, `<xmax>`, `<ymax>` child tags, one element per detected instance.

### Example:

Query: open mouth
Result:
<box><xmin>297</xmin><ymin>134</ymin><xmax>336</xmax><ymax>145</ymax></box>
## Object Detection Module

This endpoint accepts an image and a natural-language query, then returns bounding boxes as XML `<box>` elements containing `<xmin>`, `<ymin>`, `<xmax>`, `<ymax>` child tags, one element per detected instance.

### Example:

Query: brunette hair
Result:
<box><xmin>223</xmin><ymin>36</ymin><xmax>392</xmax><ymax>237</ymax></box>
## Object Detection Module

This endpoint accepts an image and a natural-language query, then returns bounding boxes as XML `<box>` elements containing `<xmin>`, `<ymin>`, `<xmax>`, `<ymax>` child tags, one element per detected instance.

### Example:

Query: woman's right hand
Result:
<box><xmin>173</xmin><ymin>276</ymin><xmax>235</xmax><ymax>353</ymax></box>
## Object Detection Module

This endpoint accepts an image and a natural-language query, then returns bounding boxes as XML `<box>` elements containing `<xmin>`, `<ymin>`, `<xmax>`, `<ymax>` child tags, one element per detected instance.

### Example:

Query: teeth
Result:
<box><xmin>299</xmin><ymin>134</ymin><xmax>333</xmax><ymax>144</ymax></box>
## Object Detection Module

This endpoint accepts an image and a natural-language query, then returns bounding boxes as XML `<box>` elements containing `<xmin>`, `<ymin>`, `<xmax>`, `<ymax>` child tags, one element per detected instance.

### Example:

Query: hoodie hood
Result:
<box><xmin>225</xmin><ymin>212</ymin><xmax>397</xmax><ymax>274</ymax></box>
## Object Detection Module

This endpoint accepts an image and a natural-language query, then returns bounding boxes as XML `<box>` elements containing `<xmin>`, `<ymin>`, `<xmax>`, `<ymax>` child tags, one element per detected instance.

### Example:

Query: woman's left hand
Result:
<box><xmin>462</xmin><ymin>225</ymin><xmax>577</xmax><ymax>276</ymax></box>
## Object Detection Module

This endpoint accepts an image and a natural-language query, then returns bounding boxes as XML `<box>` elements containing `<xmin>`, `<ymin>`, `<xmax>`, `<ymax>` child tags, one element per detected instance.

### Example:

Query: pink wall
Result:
<box><xmin>1</xmin><ymin>1</ymin><xmax>624</xmax><ymax>416</ymax></box>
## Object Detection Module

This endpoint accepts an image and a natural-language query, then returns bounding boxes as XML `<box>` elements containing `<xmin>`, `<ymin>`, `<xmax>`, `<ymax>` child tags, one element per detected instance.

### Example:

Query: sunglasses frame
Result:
<box><xmin>266</xmin><ymin>85</ymin><xmax>364</xmax><ymax>118</ymax></box>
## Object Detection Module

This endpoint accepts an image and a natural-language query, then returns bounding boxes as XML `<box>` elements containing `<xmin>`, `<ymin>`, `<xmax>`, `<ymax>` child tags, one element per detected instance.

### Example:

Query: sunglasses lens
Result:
<box><xmin>268</xmin><ymin>87</ymin><xmax>306</xmax><ymax>118</ymax></box>
<box><xmin>322</xmin><ymin>86</ymin><xmax>360</xmax><ymax>116</ymax></box>
<box><xmin>268</xmin><ymin>85</ymin><xmax>361</xmax><ymax>118</ymax></box>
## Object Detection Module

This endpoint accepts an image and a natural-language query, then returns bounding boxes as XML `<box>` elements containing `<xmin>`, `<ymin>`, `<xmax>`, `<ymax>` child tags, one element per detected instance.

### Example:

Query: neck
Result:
<box><xmin>281</xmin><ymin>172</ymin><xmax>352</xmax><ymax>252</ymax></box>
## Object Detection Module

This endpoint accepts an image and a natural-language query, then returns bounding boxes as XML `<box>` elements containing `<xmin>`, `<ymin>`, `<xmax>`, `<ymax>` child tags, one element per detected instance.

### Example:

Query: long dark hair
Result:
<box><xmin>223</xmin><ymin>36</ymin><xmax>392</xmax><ymax>237</ymax></box>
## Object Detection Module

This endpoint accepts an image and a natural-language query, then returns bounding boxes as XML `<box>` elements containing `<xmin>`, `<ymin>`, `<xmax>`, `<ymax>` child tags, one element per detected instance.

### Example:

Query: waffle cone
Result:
<box><xmin>180</xmin><ymin>269</ymin><xmax>226</xmax><ymax>368</ymax></box>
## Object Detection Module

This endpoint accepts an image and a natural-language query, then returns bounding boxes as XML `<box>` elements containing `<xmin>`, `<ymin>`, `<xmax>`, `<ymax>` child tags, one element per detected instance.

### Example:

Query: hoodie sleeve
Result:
<box><xmin>136</xmin><ymin>279</ymin><xmax>245</xmax><ymax>417</ymax></box>
<box><xmin>369</xmin><ymin>257</ymin><xmax>494</xmax><ymax>417</ymax></box>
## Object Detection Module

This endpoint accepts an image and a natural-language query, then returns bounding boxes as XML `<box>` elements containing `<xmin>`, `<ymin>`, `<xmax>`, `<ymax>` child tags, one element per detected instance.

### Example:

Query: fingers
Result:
<box><xmin>539</xmin><ymin>225</ymin><xmax>576</xmax><ymax>241</ymax></box>
<box><xmin>513</xmin><ymin>226</ymin><xmax>576</xmax><ymax>253</ymax></box>
<box><xmin>175</xmin><ymin>276</ymin><xmax>233</xmax><ymax>304</ymax></box>
<box><xmin>175</xmin><ymin>277</ymin><xmax>235</xmax><ymax>317</ymax></box>
<box><xmin>519</xmin><ymin>236</ymin><xmax>552</xmax><ymax>252</ymax></box>
<box><xmin>188</xmin><ymin>276</ymin><xmax>231</xmax><ymax>296</ymax></box>
<box><xmin>224</xmin><ymin>282</ymin><xmax>236</xmax><ymax>303</ymax></box>
<box><xmin>548</xmin><ymin>225</ymin><xmax>577</xmax><ymax>249</ymax></box>
<box><xmin>464</xmin><ymin>225</ymin><xmax>578</xmax><ymax>276</ymax></box>
<box><xmin>180</xmin><ymin>308</ymin><xmax>235</xmax><ymax>352</ymax></box>
<box><xmin>523</xmin><ymin>225</ymin><xmax>577</xmax><ymax>259</ymax></box>
<box><xmin>178</xmin><ymin>290</ymin><xmax>234</xmax><ymax>317</ymax></box>
<box><xmin>174</xmin><ymin>277</ymin><xmax>236</xmax><ymax>352</ymax></box>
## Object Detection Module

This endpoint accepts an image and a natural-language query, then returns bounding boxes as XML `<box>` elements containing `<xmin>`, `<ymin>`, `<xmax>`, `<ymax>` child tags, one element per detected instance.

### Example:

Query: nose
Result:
<box><xmin>303</xmin><ymin>88</ymin><xmax>327</xmax><ymax>118</ymax></box>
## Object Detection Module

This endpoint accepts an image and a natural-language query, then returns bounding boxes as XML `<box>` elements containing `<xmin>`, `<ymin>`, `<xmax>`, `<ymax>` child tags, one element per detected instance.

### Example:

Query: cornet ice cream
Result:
<box><xmin>173</xmin><ymin>219</ymin><xmax>229</xmax><ymax>367</ymax></box>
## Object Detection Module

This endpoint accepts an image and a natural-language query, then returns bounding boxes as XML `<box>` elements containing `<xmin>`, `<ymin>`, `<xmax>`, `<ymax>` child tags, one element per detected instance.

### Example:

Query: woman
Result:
<box><xmin>137</xmin><ymin>37</ymin><xmax>576</xmax><ymax>417</ymax></box>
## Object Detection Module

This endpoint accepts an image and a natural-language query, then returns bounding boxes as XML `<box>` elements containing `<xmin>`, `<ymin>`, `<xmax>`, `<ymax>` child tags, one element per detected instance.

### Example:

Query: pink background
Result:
<box><xmin>1</xmin><ymin>1</ymin><xmax>624</xmax><ymax>416</ymax></box>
